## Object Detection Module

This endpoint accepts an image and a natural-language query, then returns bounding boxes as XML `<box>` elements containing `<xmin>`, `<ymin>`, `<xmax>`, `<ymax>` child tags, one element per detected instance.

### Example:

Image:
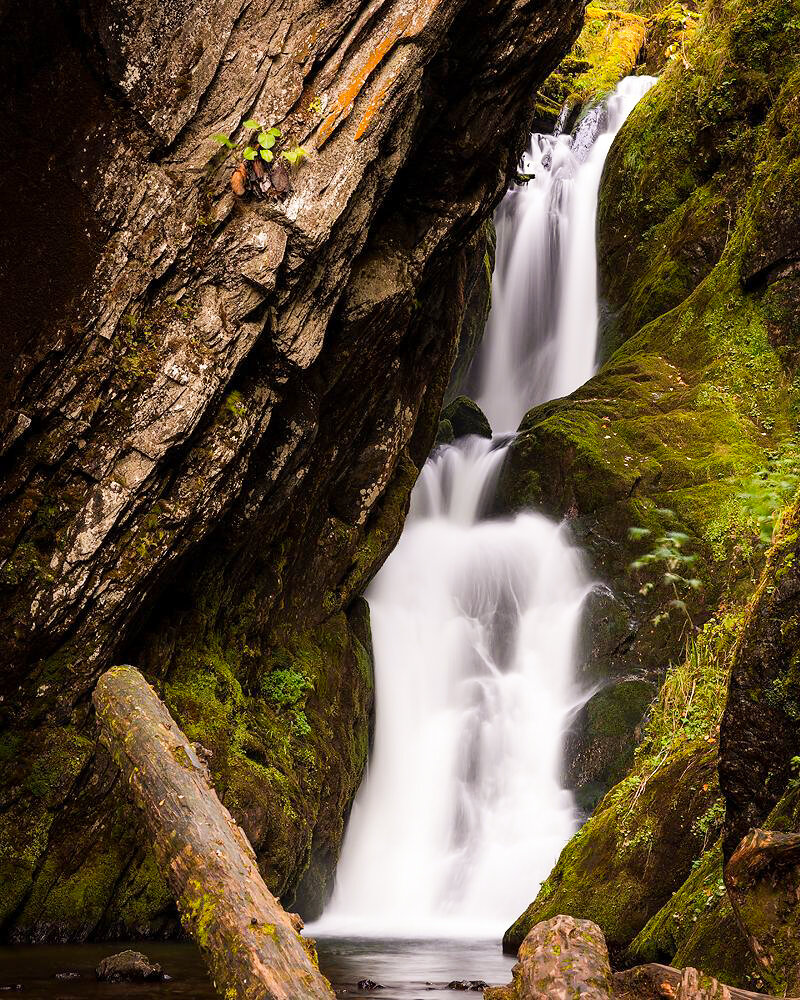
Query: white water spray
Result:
<box><xmin>315</xmin><ymin>76</ymin><xmax>657</xmax><ymax>938</ymax></box>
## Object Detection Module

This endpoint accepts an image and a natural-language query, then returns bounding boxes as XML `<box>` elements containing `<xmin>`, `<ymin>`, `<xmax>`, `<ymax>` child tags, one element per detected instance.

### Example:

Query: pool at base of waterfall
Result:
<box><xmin>0</xmin><ymin>938</ymin><xmax>515</xmax><ymax>999</ymax></box>
<box><xmin>316</xmin><ymin>937</ymin><xmax>515</xmax><ymax>997</ymax></box>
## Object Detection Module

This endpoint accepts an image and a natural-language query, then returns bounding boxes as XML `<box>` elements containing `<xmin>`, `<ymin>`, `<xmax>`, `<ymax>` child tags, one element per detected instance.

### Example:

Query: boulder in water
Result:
<box><xmin>357</xmin><ymin>980</ymin><xmax>385</xmax><ymax>991</ymax></box>
<box><xmin>95</xmin><ymin>950</ymin><xmax>165</xmax><ymax>983</ymax></box>
<box><xmin>446</xmin><ymin>980</ymin><xmax>489</xmax><ymax>991</ymax></box>
<box><xmin>440</xmin><ymin>396</ymin><xmax>492</xmax><ymax>441</ymax></box>
<box><xmin>487</xmin><ymin>915</ymin><xmax>611</xmax><ymax>1000</ymax></box>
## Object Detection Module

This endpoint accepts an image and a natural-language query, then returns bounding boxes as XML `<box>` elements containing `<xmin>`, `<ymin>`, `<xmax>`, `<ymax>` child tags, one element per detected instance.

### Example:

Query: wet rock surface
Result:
<box><xmin>95</xmin><ymin>950</ymin><xmax>165</xmax><ymax>982</ymax></box>
<box><xmin>437</xmin><ymin>396</ymin><xmax>492</xmax><ymax>443</ymax></box>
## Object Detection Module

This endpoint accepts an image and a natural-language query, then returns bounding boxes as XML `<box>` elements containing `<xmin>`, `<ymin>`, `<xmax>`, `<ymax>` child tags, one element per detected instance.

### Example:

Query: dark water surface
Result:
<box><xmin>0</xmin><ymin>938</ymin><xmax>513</xmax><ymax>999</ymax></box>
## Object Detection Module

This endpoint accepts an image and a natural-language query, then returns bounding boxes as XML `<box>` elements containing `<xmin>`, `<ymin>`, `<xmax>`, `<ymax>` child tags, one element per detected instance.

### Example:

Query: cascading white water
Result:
<box><xmin>476</xmin><ymin>75</ymin><xmax>658</xmax><ymax>432</ymax></box>
<box><xmin>315</xmin><ymin>76</ymin><xmax>658</xmax><ymax>939</ymax></box>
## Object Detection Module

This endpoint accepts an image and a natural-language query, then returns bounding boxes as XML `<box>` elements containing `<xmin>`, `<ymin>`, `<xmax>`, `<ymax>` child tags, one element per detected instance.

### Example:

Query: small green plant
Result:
<box><xmin>738</xmin><ymin>436</ymin><xmax>800</xmax><ymax>544</ymax></box>
<box><xmin>692</xmin><ymin>798</ymin><xmax>726</xmax><ymax>848</ymax></box>
<box><xmin>261</xmin><ymin>667</ymin><xmax>312</xmax><ymax>710</ymax></box>
<box><xmin>629</xmin><ymin>510</ymin><xmax>702</xmax><ymax>626</ymax></box>
<box><xmin>212</xmin><ymin>119</ymin><xmax>308</xmax><ymax>165</ymax></box>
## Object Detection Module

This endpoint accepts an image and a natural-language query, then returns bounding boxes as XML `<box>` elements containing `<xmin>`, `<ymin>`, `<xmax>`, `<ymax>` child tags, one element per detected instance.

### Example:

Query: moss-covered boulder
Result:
<box><xmin>534</xmin><ymin>4</ymin><xmax>647</xmax><ymax>131</ymax></box>
<box><xmin>438</xmin><ymin>395</ymin><xmax>492</xmax><ymax>443</ymax></box>
<box><xmin>564</xmin><ymin>679</ymin><xmax>656</xmax><ymax>813</ymax></box>
<box><xmin>533</xmin><ymin>0</ymin><xmax>701</xmax><ymax>134</ymax></box>
<box><xmin>721</xmin><ymin>786</ymin><xmax>800</xmax><ymax>995</ymax></box>
<box><xmin>721</xmin><ymin>499</ymin><xmax>800</xmax><ymax>858</ymax></box>
<box><xmin>624</xmin><ymin>843</ymin><xmax>755</xmax><ymax>988</ymax></box>
<box><xmin>504</xmin><ymin>612</ymin><xmax>737</xmax><ymax>957</ymax></box>
<box><xmin>505</xmin><ymin>744</ymin><xmax>721</xmax><ymax>955</ymax></box>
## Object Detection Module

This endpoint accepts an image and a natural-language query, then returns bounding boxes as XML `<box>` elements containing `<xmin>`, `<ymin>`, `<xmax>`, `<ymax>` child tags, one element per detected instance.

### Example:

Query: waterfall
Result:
<box><xmin>314</xmin><ymin>75</ymin><xmax>658</xmax><ymax>939</ymax></box>
<box><xmin>475</xmin><ymin>75</ymin><xmax>658</xmax><ymax>432</ymax></box>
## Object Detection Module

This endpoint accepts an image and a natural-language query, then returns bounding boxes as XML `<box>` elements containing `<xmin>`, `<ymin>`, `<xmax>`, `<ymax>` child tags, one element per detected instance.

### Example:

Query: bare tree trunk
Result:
<box><xmin>93</xmin><ymin>666</ymin><xmax>335</xmax><ymax>1000</ymax></box>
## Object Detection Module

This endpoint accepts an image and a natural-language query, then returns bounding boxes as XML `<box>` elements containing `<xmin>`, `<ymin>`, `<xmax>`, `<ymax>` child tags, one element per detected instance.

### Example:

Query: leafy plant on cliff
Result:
<box><xmin>630</xmin><ymin>512</ymin><xmax>703</xmax><ymax>625</ymax></box>
<box><xmin>738</xmin><ymin>436</ymin><xmax>800</xmax><ymax>544</ymax></box>
<box><xmin>212</xmin><ymin>120</ymin><xmax>308</xmax><ymax>165</ymax></box>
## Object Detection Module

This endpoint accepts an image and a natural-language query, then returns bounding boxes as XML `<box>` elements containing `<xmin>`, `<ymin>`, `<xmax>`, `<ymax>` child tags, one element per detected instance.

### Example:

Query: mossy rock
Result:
<box><xmin>564</xmin><ymin>678</ymin><xmax>656</xmax><ymax>812</ymax></box>
<box><xmin>0</xmin><ymin>596</ymin><xmax>376</xmax><ymax>939</ymax></box>
<box><xmin>533</xmin><ymin>3</ymin><xmax>648</xmax><ymax>131</ymax></box>
<box><xmin>716</xmin><ymin>784</ymin><xmax>800</xmax><ymax>995</ymax></box>
<box><xmin>503</xmin><ymin>743</ymin><xmax>721</xmax><ymax>955</ymax></box>
<box><xmin>624</xmin><ymin>842</ymin><xmax>757</xmax><ymax>989</ymax></box>
<box><xmin>439</xmin><ymin>395</ymin><xmax>492</xmax><ymax>442</ymax></box>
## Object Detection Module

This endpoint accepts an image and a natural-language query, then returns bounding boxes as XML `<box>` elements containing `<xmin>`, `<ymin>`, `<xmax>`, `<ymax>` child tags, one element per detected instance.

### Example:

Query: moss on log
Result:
<box><xmin>93</xmin><ymin>665</ymin><xmax>334</xmax><ymax>1000</ymax></box>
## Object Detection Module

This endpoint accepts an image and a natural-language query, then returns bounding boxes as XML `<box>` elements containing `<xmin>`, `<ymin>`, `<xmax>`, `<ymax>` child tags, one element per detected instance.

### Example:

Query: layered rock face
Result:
<box><xmin>0</xmin><ymin>0</ymin><xmax>582</xmax><ymax>940</ymax></box>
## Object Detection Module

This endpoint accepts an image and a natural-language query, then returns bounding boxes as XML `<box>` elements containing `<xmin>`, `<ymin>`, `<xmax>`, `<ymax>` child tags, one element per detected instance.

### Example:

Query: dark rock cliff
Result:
<box><xmin>0</xmin><ymin>0</ymin><xmax>583</xmax><ymax>941</ymax></box>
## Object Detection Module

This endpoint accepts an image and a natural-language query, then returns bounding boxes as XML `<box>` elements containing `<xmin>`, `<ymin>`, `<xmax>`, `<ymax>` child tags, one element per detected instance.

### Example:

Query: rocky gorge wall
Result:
<box><xmin>0</xmin><ymin>0</ymin><xmax>583</xmax><ymax>941</ymax></box>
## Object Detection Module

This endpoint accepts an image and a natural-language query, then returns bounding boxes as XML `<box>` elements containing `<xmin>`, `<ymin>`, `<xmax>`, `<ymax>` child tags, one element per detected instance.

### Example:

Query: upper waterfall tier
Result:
<box><xmin>474</xmin><ymin>76</ymin><xmax>657</xmax><ymax>433</ymax></box>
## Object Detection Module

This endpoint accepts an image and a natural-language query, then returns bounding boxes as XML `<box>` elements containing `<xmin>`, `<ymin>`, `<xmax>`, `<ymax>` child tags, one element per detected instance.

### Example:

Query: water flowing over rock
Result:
<box><xmin>0</xmin><ymin>0</ymin><xmax>583</xmax><ymax>942</ymax></box>
<box><xmin>314</xmin><ymin>76</ymin><xmax>657</xmax><ymax>940</ymax></box>
<box><xmin>471</xmin><ymin>76</ymin><xmax>657</xmax><ymax>433</ymax></box>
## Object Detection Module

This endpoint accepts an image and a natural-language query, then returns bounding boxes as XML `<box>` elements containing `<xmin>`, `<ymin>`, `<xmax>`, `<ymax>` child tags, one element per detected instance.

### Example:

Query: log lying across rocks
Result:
<box><xmin>612</xmin><ymin>964</ymin><xmax>799</xmax><ymax>1000</ymax></box>
<box><xmin>492</xmin><ymin>915</ymin><xmax>800</xmax><ymax>1000</ymax></box>
<box><xmin>93</xmin><ymin>666</ymin><xmax>334</xmax><ymax>1000</ymax></box>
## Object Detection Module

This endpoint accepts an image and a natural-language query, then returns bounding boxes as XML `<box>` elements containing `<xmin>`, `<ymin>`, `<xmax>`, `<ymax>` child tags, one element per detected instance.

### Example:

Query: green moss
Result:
<box><xmin>536</xmin><ymin>3</ymin><xmax>647</xmax><ymax>123</ymax></box>
<box><xmin>626</xmin><ymin>840</ymin><xmax>763</xmax><ymax>989</ymax></box>
<box><xmin>505</xmin><ymin>742</ymin><xmax>721</xmax><ymax>953</ymax></box>
<box><xmin>504</xmin><ymin>611</ymin><xmax>741</xmax><ymax>954</ymax></box>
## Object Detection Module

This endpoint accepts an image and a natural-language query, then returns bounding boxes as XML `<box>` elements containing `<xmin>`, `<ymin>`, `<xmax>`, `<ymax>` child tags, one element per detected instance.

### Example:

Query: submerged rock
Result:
<box><xmin>357</xmin><ymin>980</ymin><xmax>385</xmax><ymax>991</ymax></box>
<box><xmin>446</xmin><ymin>980</ymin><xmax>488</xmax><ymax>991</ymax></box>
<box><xmin>95</xmin><ymin>951</ymin><xmax>165</xmax><ymax>983</ymax></box>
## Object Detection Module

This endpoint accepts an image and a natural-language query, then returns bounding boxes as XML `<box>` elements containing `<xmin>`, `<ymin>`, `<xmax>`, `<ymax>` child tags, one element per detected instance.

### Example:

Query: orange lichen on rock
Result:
<box><xmin>355</xmin><ymin>78</ymin><xmax>394</xmax><ymax>141</ymax></box>
<box><xmin>318</xmin><ymin>0</ymin><xmax>441</xmax><ymax>146</ymax></box>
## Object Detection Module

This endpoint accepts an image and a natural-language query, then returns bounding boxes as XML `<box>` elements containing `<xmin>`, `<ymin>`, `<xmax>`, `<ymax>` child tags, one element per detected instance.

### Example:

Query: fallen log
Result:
<box><xmin>485</xmin><ymin>914</ymin><xmax>612</xmax><ymax>1000</ymax></box>
<box><xmin>725</xmin><ymin>828</ymin><xmax>800</xmax><ymax>992</ymax></box>
<box><xmin>613</xmin><ymin>963</ymin><xmax>800</xmax><ymax>1000</ymax></box>
<box><xmin>93</xmin><ymin>666</ymin><xmax>335</xmax><ymax>1000</ymax></box>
